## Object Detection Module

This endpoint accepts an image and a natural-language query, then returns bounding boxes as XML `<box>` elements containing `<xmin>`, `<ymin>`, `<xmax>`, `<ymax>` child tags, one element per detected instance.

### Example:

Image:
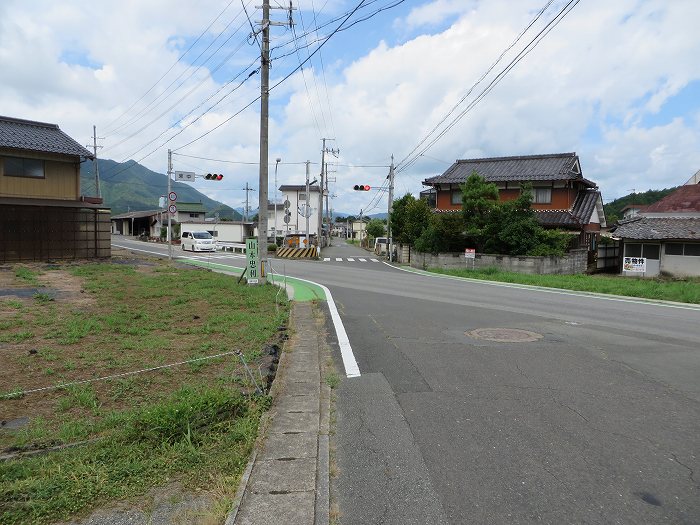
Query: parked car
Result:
<box><xmin>374</xmin><ymin>237</ymin><xmax>391</xmax><ymax>255</ymax></box>
<box><xmin>181</xmin><ymin>231</ymin><xmax>216</xmax><ymax>252</ymax></box>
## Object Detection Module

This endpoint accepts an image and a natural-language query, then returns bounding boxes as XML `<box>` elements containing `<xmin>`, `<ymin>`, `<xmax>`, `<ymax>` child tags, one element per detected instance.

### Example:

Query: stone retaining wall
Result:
<box><xmin>408</xmin><ymin>248</ymin><xmax>588</xmax><ymax>275</ymax></box>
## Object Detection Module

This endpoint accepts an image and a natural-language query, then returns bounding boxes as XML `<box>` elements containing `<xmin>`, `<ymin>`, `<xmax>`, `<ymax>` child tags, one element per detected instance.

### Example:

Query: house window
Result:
<box><xmin>665</xmin><ymin>243</ymin><xmax>683</xmax><ymax>255</ymax></box>
<box><xmin>665</xmin><ymin>243</ymin><xmax>700</xmax><ymax>256</ymax></box>
<box><xmin>685</xmin><ymin>243</ymin><xmax>700</xmax><ymax>256</ymax></box>
<box><xmin>189</xmin><ymin>213</ymin><xmax>199</xmax><ymax>218</ymax></box>
<box><xmin>625</xmin><ymin>243</ymin><xmax>642</xmax><ymax>257</ymax></box>
<box><xmin>533</xmin><ymin>188</ymin><xmax>551</xmax><ymax>204</ymax></box>
<box><xmin>451</xmin><ymin>190</ymin><xmax>461</xmax><ymax>205</ymax></box>
<box><xmin>299</xmin><ymin>193</ymin><xmax>306</xmax><ymax>201</ymax></box>
<box><xmin>642</xmin><ymin>244</ymin><xmax>660</xmax><ymax>260</ymax></box>
<box><xmin>2</xmin><ymin>156</ymin><xmax>45</xmax><ymax>178</ymax></box>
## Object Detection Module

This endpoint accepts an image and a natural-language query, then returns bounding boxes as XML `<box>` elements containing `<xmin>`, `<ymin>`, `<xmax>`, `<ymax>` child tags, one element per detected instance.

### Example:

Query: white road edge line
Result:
<box><xmin>382</xmin><ymin>261</ymin><xmax>700</xmax><ymax>311</ymax></box>
<box><xmin>112</xmin><ymin>243</ymin><xmax>362</xmax><ymax>378</ymax></box>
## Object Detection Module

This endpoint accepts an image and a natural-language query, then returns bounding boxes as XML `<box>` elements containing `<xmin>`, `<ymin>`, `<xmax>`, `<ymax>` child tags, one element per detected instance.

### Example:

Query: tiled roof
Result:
<box><xmin>176</xmin><ymin>202</ymin><xmax>206</xmax><ymax>213</ymax></box>
<box><xmin>644</xmin><ymin>184</ymin><xmax>700</xmax><ymax>213</ymax></box>
<box><xmin>571</xmin><ymin>189</ymin><xmax>600</xmax><ymax>223</ymax></box>
<box><xmin>534</xmin><ymin>209</ymin><xmax>581</xmax><ymax>228</ymax></box>
<box><xmin>613</xmin><ymin>217</ymin><xmax>700</xmax><ymax>240</ymax></box>
<box><xmin>0</xmin><ymin>115</ymin><xmax>93</xmax><ymax>158</ymax></box>
<box><xmin>423</xmin><ymin>152</ymin><xmax>589</xmax><ymax>185</ymax></box>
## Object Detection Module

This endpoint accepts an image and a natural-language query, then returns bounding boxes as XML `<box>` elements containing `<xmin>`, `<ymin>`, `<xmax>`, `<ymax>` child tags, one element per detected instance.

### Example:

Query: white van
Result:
<box><xmin>374</xmin><ymin>237</ymin><xmax>391</xmax><ymax>255</ymax></box>
<box><xmin>181</xmin><ymin>231</ymin><xmax>216</xmax><ymax>252</ymax></box>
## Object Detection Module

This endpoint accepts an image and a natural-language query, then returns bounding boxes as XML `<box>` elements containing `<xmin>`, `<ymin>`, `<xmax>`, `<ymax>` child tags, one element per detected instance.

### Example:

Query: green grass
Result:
<box><xmin>425</xmin><ymin>267</ymin><xmax>700</xmax><ymax>304</ymax></box>
<box><xmin>14</xmin><ymin>267</ymin><xmax>40</xmax><ymax>286</ymax></box>
<box><xmin>0</xmin><ymin>262</ymin><xmax>289</xmax><ymax>524</ymax></box>
<box><xmin>0</xmin><ymin>387</ymin><xmax>267</xmax><ymax>525</ymax></box>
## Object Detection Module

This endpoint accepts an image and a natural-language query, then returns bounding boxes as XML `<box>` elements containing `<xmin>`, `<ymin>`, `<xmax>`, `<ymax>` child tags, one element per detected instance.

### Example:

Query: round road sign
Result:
<box><xmin>168</xmin><ymin>191</ymin><xmax>177</xmax><ymax>202</ymax></box>
<box><xmin>168</xmin><ymin>204</ymin><xmax>177</xmax><ymax>214</ymax></box>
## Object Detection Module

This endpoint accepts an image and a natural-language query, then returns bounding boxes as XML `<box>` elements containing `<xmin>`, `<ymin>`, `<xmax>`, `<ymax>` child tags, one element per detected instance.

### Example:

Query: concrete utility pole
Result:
<box><xmin>256</xmin><ymin>0</ymin><xmax>271</xmax><ymax>284</ymax></box>
<box><xmin>167</xmin><ymin>149</ymin><xmax>173</xmax><ymax>261</ymax></box>
<box><xmin>319</xmin><ymin>138</ymin><xmax>339</xmax><ymax>248</ymax></box>
<box><xmin>274</xmin><ymin>158</ymin><xmax>281</xmax><ymax>240</ymax></box>
<box><xmin>305</xmin><ymin>160</ymin><xmax>311</xmax><ymax>246</ymax></box>
<box><xmin>92</xmin><ymin>125</ymin><xmax>102</xmax><ymax>198</ymax></box>
<box><xmin>244</xmin><ymin>182</ymin><xmax>254</xmax><ymax>221</ymax></box>
<box><xmin>387</xmin><ymin>155</ymin><xmax>395</xmax><ymax>262</ymax></box>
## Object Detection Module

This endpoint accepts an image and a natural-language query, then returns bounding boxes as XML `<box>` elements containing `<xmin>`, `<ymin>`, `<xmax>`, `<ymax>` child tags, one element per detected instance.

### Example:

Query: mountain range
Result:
<box><xmin>82</xmin><ymin>158</ymin><xmax>384</xmax><ymax>221</ymax></box>
<box><xmin>81</xmin><ymin>159</ymin><xmax>242</xmax><ymax>219</ymax></box>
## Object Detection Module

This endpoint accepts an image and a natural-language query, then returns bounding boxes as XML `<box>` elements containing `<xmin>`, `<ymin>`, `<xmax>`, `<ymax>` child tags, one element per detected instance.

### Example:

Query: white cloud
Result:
<box><xmin>1</xmin><ymin>0</ymin><xmax>699</xmax><ymax>214</ymax></box>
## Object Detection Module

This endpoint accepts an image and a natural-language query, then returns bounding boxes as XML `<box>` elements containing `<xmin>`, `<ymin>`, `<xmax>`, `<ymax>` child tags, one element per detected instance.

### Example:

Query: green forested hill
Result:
<box><xmin>604</xmin><ymin>187</ymin><xmax>678</xmax><ymax>224</ymax></box>
<box><xmin>80</xmin><ymin>158</ymin><xmax>242</xmax><ymax>219</ymax></box>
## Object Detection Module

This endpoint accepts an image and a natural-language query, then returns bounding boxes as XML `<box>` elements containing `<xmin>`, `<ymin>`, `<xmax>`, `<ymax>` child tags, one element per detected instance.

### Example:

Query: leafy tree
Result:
<box><xmin>366</xmin><ymin>219</ymin><xmax>385</xmax><ymax>239</ymax></box>
<box><xmin>391</xmin><ymin>194</ymin><xmax>432</xmax><ymax>244</ymax></box>
<box><xmin>460</xmin><ymin>171</ymin><xmax>499</xmax><ymax>249</ymax></box>
<box><xmin>414</xmin><ymin>213</ymin><xmax>465</xmax><ymax>254</ymax></box>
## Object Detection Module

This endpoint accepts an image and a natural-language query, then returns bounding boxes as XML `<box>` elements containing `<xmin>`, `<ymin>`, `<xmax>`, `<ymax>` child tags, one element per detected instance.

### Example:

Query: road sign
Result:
<box><xmin>168</xmin><ymin>204</ymin><xmax>177</xmax><ymax>214</ymax></box>
<box><xmin>283</xmin><ymin>215</ymin><xmax>290</xmax><ymax>224</ymax></box>
<box><xmin>174</xmin><ymin>171</ymin><xmax>195</xmax><ymax>182</ymax></box>
<box><xmin>168</xmin><ymin>191</ymin><xmax>177</xmax><ymax>202</ymax></box>
<box><xmin>283</xmin><ymin>199</ymin><xmax>291</xmax><ymax>209</ymax></box>
<box><xmin>465</xmin><ymin>248</ymin><xmax>476</xmax><ymax>259</ymax></box>
<box><xmin>298</xmin><ymin>204</ymin><xmax>313</xmax><ymax>218</ymax></box>
<box><xmin>246</xmin><ymin>238</ymin><xmax>259</xmax><ymax>285</ymax></box>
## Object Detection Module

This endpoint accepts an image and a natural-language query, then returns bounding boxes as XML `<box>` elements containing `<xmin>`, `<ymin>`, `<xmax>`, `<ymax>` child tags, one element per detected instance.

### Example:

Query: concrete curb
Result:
<box><xmin>225</xmin><ymin>301</ymin><xmax>328</xmax><ymax>525</ymax></box>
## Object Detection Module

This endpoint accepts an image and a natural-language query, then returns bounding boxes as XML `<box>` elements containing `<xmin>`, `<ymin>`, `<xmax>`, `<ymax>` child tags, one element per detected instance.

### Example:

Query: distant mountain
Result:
<box><xmin>81</xmin><ymin>159</ymin><xmax>242</xmax><ymax>220</ymax></box>
<box><xmin>604</xmin><ymin>187</ymin><xmax>678</xmax><ymax>224</ymax></box>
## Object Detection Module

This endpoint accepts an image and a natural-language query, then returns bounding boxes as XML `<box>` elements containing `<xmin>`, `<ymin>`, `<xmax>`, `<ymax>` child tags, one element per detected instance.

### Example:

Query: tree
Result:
<box><xmin>460</xmin><ymin>171</ymin><xmax>499</xmax><ymax>250</ymax></box>
<box><xmin>414</xmin><ymin>212</ymin><xmax>465</xmax><ymax>254</ymax></box>
<box><xmin>366</xmin><ymin>219</ymin><xmax>385</xmax><ymax>239</ymax></box>
<box><xmin>390</xmin><ymin>194</ymin><xmax>432</xmax><ymax>245</ymax></box>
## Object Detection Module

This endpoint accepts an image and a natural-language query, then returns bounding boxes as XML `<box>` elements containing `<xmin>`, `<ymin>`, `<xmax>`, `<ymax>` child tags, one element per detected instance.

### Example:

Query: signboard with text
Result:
<box><xmin>246</xmin><ymin>238</ymin><xmax>259</xmax><ymax>284</ymax></box>
<box><xmin>464</xmin><ymin>248</ymin><xmax>476</xmax><ymax>259</ymax></box>
<box><xmin>623</xmin><ymin>257</ymin><xmax>646</xmax><ymax>272</ymax></box>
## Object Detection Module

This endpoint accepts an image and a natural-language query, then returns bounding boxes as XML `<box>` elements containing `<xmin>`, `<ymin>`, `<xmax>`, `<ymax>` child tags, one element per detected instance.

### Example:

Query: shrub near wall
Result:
<box><xmin>411</xmin><ymin>249</ymin><xmax>588</xmax><ymax>275</ymax></box>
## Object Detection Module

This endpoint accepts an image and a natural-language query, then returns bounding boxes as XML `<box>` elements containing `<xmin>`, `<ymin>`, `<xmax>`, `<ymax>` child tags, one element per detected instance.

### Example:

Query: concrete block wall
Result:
<box><xmin>409</xmin><ymin>248</ymin><xmax>588</xmax><ymax>275</ymax></box>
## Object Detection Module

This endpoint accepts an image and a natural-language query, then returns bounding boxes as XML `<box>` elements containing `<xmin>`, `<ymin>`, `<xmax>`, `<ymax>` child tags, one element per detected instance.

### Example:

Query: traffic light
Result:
<box><xmin>353</xmin><ymin>184</ymin><xmax>371</xmax><ymax>191</ymax></box>
<box><xmin>205</xmin><ymin>173</ymin><xmax>224</xmax><ymax>180</ymax></box>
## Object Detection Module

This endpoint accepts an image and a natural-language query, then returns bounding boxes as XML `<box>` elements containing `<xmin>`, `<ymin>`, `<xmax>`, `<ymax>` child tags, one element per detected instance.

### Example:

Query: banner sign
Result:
<box><xmin>623</xmin><ymin>257</ymin><xmax>646</xmax><ymax>272</ymax></box>
<box><xmin>246</xmin><ymin>238</ymin><xmax>259</xmax><ymax>284</ymax></box>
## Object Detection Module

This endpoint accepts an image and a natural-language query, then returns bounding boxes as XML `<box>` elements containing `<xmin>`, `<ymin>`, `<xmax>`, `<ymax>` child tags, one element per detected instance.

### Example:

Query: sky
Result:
<box><xmin>1</xmin><ymin>0</ymin><xmax>699</xmax><ymax>216</ymax></box>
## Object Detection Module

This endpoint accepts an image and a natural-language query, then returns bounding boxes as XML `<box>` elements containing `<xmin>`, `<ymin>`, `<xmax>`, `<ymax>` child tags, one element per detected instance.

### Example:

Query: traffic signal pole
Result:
<box><xmin>256</xmin><ymin>0</ymin><xmax>271</xmax><ymax>284</ymax></box>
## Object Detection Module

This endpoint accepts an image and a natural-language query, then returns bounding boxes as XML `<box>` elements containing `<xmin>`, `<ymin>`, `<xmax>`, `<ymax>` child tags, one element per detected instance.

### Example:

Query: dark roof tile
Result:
<box><xmin>423</xmin><ymin>152</ymin><xmax>588</xmax><ymax>185</ymax></box>
<box><xmin>0</xmin><ymin>115</ymin><xmax>93</xmax><ymax>158</ymax></box>
<box><xmin>613</xmin><ymin>217</ymin><xmax>700</xmax><ymax>240</ymax></box>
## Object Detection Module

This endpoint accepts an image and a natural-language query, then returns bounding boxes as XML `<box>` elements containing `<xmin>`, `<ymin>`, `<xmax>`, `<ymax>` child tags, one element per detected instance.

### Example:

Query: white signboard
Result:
<box><xmin>623</xmin><ymin>257</ymin><xmax>646</xmax><ymax>272</ymax></box>
<box><xmin>464</xmin><ymin>248</ymin><xmax>476</xmax><ymax>259</ymax></box>
<box><xmin>174</xmin><ymin>171</ymin><xmax>195</xmax><ymax>182</ymax></box>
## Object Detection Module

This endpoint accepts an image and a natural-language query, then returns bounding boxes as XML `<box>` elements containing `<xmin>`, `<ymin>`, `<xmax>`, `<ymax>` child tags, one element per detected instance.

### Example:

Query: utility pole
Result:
<box><xmin>319</xmin><ymin>138</ymin><xmax>339</xmax><ymax>248</ymax></box>
<box><xmin>305</xmin><ymin>160</ymin><xmax>311</xmax><ymax>246</ymax></box>
<box><xmin>256</xmin><ymin>0</ymin><xmax>271</xmax><ymax>284</ymax></box>
<box><xmin>387</xmin><ymin>155</ymin><xmax>395</xmax><ymax>262</ymax></box>
<box><xmin>274</xmin><ymin>158</ymin><xmax>281</xmax><ymax>240</ymax></box>
<box><xmin>244</xmin><ymin>182</ymin><xmax>255</xmax><ymax>221</ymax></box>
<box><xmin>87</xmin><ymin>125</ymin><xmax>103</xmax><ymax>198</ymax></box>
<box><xmin>167</xmin><ymin>149</ymin><xmax>173</xmax><ymax>261</ymax></box>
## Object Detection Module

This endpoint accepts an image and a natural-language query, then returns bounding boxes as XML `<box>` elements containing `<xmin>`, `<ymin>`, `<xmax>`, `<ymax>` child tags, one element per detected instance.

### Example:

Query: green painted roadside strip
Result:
<box><xmin>182</xmin><ymin>259</ymin><xmax>326</xmax><ymax>302</ymax></box>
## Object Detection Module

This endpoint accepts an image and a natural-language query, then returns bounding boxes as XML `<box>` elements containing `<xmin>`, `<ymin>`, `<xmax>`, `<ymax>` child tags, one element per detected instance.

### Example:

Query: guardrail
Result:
<box><xmin>216</xmin><ymin>241</ymin><xmax>246</xmax><ymax>254</ymax></box>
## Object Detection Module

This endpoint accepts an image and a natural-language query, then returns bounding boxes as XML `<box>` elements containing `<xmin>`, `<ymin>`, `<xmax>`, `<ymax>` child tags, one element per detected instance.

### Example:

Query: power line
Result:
<box><xmin>404</xmin><ymin>0</ymin><xmax>582</xmax><ymax>170</ymax></box>
<box><xmin>102</xmin><ymin>0</ymin><xmax>239</xmax><ymax>135</ymax></box>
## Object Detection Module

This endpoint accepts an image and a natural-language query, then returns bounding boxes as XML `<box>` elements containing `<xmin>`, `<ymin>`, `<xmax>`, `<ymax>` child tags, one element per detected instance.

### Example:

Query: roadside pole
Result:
<box><xmin>387</xmin><ymin>155</ymin><xmax>395</xmax><ymax>262</ymax></box>
<box><xmin>305</xmin><ymin>160</ymin><xmax>311</xmax><ymax>247</ymax></box>
<box><xmin>167</xmin><ymin>149</ymin><xmax>172</xmax><ymax>262</ymax></box>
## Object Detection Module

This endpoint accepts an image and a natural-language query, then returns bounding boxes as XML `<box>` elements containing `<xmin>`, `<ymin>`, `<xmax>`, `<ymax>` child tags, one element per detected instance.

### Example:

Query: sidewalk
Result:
<box><xmin>226</xmin><ymin>301</ymin><xmax>331</xmax><ymax>525</ymax></box>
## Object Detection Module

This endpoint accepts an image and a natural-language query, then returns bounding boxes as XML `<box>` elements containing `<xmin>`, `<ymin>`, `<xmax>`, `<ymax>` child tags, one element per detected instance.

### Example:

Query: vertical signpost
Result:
<box><xmin>246</xmin><ymin>238</ymin><xmax>259</xmax><ymax>284</ymax></box>
<box><xmin>465</xmin><ymin>247</ymin><xmax>476</xmax><ymax>270</ymax></box>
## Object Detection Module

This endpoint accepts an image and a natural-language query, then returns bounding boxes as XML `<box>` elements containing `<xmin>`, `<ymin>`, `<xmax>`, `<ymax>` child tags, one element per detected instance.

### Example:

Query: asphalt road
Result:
<box><xmin>112</xmin><ymin>237</ymin><xmax>700</xmax><ymax>524</ymax></box>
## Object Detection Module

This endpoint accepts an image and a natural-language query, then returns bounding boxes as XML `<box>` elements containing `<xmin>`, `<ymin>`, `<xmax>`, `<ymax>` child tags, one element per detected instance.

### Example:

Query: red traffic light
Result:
<box><xmin>353</xmin><ymin>184</ymin><xmax>371</xmax><ymax>191</ymax></box>
<box><xmin>205</xmin><ymin>173</ymin><xmax>224</xmax><ymax>180</ymax></box>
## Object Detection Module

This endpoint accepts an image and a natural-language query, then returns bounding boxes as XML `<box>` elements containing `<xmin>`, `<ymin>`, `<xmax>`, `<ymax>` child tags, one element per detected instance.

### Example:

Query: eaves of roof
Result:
<box><xmin>0</xmin><ymin>115</ymin><xmax>94</xmax><ymax>158</ymax></box>
<box><xmin>613</xmin><ymin>216</ymin><xmax>700</xmax><ymax>240</ymax></box>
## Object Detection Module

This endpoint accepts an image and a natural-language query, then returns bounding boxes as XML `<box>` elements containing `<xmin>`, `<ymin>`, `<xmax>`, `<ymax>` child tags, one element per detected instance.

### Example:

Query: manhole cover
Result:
<box><xmin>466</xmin><ymin>328</ymin><xmax>543</xmax><ymax>343</ymax></box>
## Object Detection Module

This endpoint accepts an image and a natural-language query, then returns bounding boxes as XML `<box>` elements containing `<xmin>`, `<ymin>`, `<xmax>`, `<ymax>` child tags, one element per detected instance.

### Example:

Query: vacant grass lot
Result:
<box><xmin>427</xmin><ymin>267</ymin><xmax>700</xmax><ymax>304</ymax></box>
<box><xmin>0</xmin><ymin>260</ymin><xmax>288</xmax><ymax>524</ymax></box>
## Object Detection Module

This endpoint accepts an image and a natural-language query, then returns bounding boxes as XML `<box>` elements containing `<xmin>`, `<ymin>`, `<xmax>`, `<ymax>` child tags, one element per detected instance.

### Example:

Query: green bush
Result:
<box><xmin>267</xmin><ymin>243</ymin><xmax>277</xmax><ymax>252</ymax></box>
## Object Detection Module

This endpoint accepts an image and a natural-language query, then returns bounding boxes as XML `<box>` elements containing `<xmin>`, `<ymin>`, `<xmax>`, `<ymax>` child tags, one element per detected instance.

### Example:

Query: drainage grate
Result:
<box><xmin>466</xmin><ymin>328</ymin><xmax>543</xmax><ymax>343</ymax></box>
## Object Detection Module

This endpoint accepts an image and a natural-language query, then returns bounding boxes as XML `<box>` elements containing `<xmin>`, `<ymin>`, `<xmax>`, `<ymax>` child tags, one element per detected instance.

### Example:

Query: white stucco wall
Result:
<box><xmin>661</xmin><ymin>254</ymin><xmax>700</xmax><ymax>277</ymax></box>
